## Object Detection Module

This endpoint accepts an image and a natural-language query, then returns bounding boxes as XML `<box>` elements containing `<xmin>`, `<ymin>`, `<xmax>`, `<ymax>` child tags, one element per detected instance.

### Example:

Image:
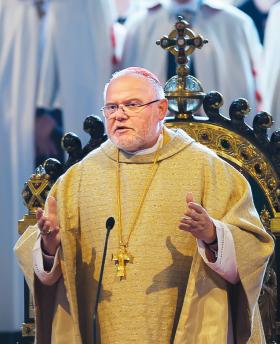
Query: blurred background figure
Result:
<box><xmin>36</xmin><ymin>0</ymin><xmax>114</xmax><ymax>151</ymax></box>
<box><xmin>237</xmin><ymin>0</ymin><xmax>278</xmax><ymax>43</ymax></box>
<box><xmin>121</xmin><ymin>0</ymin><xmax>262</xmax><ymax>123</ymax></box>
<box><xmin>0</xmin><ymin>0</ymin><xmax>46</xmax><ymax>339</ymax></box>
<box><xmin>114</xmin><ymin>0</ymin><xmax>132</xmax><ymax>23</ymax></box>
<box><xmin>34</xmin><ymin>107</ymin><xmax>64</xmax><ymax>166</ymax></box>
<box><xmin>261</xmin><ymin>2</ymin><xmax>280</xmax><ymax>134</ymax></box>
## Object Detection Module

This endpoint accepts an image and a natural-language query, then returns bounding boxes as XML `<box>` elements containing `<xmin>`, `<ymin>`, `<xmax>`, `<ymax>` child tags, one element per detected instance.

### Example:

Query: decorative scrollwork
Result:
<box><xmin>166</xmin><ymin>120</ymin><xmax>280</xmax><ymax>218</ymax></box>
<box><xmin>260</xmin><ymin>206</ymin><xmax>272</xmax><ymax>230</ymax></box>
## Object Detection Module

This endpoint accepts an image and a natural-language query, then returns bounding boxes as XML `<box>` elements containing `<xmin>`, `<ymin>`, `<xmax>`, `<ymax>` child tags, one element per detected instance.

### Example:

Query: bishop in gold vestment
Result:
<box><xmin>15</xmin><ymin>68</ymin><xmax>273</xmax><ymax>344</ymax></box>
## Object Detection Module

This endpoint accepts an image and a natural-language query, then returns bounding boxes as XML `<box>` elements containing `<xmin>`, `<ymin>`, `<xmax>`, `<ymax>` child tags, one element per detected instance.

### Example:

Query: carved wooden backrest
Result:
<box><xmin>165</xmin><ymin>92</ymin><xmax>280</xmax><ymax>342</ymax></box>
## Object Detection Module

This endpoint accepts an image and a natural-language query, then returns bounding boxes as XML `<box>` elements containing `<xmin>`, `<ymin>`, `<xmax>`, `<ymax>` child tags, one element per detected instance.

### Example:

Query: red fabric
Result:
<box><xmin>110</xmin><ymin>24</ymin><xmax>118</xmax><ymax>65</ymax></box>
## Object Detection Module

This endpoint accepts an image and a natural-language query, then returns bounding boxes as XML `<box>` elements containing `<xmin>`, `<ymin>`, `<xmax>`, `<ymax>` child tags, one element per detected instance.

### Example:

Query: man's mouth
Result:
<box><xmin>114</xmin><ymin>126</ymin><xmax>131</xmax><ymax>133</ymax></box>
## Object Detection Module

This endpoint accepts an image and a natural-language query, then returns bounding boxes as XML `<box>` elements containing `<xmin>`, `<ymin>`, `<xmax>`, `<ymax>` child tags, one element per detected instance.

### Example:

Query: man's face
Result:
<box><xmin>104</xmin><ymin>75</ymin><xmax>167</xmax><ymax>152</ymax></box>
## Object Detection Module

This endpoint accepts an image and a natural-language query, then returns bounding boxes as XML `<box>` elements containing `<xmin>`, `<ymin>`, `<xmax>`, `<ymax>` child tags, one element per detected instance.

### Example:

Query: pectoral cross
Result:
<box><xmin>112</xmin><ymin>245</ymin><xmax>133</xmax><ymax>280</ymax></box>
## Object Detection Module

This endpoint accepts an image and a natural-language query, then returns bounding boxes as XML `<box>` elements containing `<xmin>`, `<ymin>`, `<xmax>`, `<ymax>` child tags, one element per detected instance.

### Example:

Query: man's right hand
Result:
<box><xmin>36</xmin><ymin>196</ymin><xmax>61</xmax><ymax>256</ymax></box>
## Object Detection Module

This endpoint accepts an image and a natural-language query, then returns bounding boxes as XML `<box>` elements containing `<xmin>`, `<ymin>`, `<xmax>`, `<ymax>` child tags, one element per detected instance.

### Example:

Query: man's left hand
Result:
<box><xmin>178</xmin><ymin>192</ymin><xmax>217</xmax><ymax>244</ymax></box>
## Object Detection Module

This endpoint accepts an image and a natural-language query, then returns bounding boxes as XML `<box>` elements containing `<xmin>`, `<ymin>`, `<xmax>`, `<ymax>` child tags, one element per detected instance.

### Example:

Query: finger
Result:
<box><xmin>180</xmin><ymin>217</ymin><xmax>200</xmax><ymax>230</ymax></box>
<box><xmin>188</xmin><ymin>202</ymin><xmax>204</xmax><ymax>214</ymax></box>
<box><xmin>40</xmin><ymin>230</ymin><xmax>51</xmax><ymax>236</ymax></box>
<box><xmin>36</xmin><ymin>208</ymin><xmax>44</xmax><ymax>221</ymax></box>
<box><xmin>178</xmin><ymin>222</ymin><xmax>194</xmax><ymax>232</ymax></box>
<box><xmin>50</xmin><ymin>227</ymin><xmax>59</xmax><ymax>235</ymax></box>
<box><xmin>186</xmin><ymin>192</ymin><xmax>194</xmax><ymax>204</ymax></box>
<box><xmin>47</xmin><ymin>227</ymin><xmax>60</xmax><ymax>239</ymax></box>
<box><xmin>184</xmin><ymin>209</ymin><xmax>200</xmax><ymax>221</ymax></box>
<box><xmin>37</xmin><ymin>216</ymin><xmax>47</xmax><ymax>230</ymax></box>
<box><xmin>180</xmin><ymin>216</ymin><xmax>193</xmax><ymax>225</ymax></box>
<box><xmin>47</xmin><ymin>196</ymin><xmax>57</xmax><ymax>219</ymax></box>
<box><xmin>42</xmin><ymin>220</ymin><xmax>51</xmax><ymax>232</ymax></box>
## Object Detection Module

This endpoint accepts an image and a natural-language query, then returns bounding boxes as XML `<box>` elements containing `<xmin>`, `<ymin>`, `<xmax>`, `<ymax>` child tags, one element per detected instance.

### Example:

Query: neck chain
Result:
<box><xmin>112</xmin><ymin>139</ymin><xmax>162</xmax><ymax>280</ymax></box>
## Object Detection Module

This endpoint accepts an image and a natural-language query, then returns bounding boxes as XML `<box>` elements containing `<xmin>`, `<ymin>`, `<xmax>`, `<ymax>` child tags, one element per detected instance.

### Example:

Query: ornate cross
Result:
<box><xmin>112</xmin><ymin>245</ymin><xmax>133</xmax><ymax>280</ymax></box>
<box><xmin>156</xmin><ymin>16</ymin><xmax>208</xmax><ymax>76</ymax></box>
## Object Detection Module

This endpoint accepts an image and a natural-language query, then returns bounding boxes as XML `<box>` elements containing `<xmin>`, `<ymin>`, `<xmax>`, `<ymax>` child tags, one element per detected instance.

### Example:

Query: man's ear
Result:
<box><xmin>158</xmin><ymin>98</ymin><xmax>168</xmax><ymax>120</ymax></box>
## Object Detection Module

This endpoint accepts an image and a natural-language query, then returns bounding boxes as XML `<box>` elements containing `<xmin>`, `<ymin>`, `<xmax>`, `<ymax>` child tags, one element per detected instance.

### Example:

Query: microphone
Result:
<box><xmin>93</xmin><ymin>217</ymin><xmax>115</xmax><ymax>343</ymax></box>
<box><xmin>106</xmin><ymin>216</ymin><xmax>115</xmax><ymax>231</ymax></box>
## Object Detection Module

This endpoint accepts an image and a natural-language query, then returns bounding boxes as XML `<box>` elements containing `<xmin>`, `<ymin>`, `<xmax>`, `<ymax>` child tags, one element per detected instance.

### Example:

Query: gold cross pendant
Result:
<box><xmin>112</xmin><ymin>246</ymin><xmax>133</xmax><ymax>280</ymax></box>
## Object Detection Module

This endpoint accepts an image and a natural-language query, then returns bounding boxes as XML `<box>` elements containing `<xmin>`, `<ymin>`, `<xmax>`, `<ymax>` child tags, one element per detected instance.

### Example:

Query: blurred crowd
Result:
<box><xmin>1</xmin><ymin>0</ymin><xmax>279</xmax><ymax>167</ymax></box>
<box><xmin>0</xmin><ymin>0</ymin><xmax>279</xmax><ymax>333</ymax></box>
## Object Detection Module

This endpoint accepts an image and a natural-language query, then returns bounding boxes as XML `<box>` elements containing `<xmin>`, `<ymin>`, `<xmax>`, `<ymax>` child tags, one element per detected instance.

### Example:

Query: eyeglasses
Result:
<box><xmin>100</xmin><ymin>99</ymin><xmax>161</xmax><ymax>118</ymax></box>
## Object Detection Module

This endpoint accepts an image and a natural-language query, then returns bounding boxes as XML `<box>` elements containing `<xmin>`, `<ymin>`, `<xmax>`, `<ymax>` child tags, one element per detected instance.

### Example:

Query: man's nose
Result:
<box><xmin>115</xmin><ymin>105</ymin><xmax>128</xmax><ymax>120</ymax></box>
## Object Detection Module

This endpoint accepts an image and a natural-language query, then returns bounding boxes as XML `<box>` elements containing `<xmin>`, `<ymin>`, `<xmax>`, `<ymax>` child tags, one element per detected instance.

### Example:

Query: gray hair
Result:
<box><xmin>104</xmin><ymin>67</ymin><xmax>165</xmax><ymax>100</ymax></box>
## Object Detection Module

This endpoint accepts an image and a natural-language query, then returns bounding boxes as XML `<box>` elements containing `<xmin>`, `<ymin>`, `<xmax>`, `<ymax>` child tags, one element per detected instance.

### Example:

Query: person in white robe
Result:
<box><xmin>37</xmin><ymin>0</ymin><xmax>114</xmax><ymax>146</ymax></box>
<box><xmin>237</xmin><ymin>0</ymin><xmax>278</xmax><ymax>43</ymax></box>
<box><xmin>261</xmin><ymin>2</ymin><xmax>280</xmax><ymax>134</ymax></box>
<box><xmin>121</xmin><ymin>0</ymin><xmax>262</xmax><ymax>124</ymax></box>
<box><xmin>0</xmin><ymin>0</ymin><xmax>45</xmax><ymax>333</ymax></box>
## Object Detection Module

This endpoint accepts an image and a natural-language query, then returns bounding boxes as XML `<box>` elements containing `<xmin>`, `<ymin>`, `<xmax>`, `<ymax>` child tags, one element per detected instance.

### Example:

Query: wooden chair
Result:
<box><xmin>165</xmin><ymin>92</ymin><xmax>280</xmax><ymax>343</ymax></box>
<box><xmin>18</xmin><ymin>96</ymin><xmax>280</xmax><ymax>342</ymax></box>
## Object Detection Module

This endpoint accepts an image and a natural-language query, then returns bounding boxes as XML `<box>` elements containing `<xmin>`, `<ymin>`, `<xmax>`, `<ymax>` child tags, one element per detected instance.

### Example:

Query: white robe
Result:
<box><xmin>121</xmin><ymin>0</ymin><xmax>262</xmax><ymax>124</ymax></box>
<box><xmin>0</xmin><ymin>0</ymin><xmax>43</xmax><ymax>331</ymax></box>
<box><xmin>37</xmin><ymin>0</ymin><xmax>114</xmax><ymax>145</ymax></box>
<box><xmin>261</xmin><ymin>2</ymin><xmax>280</xmax><ymax>134</ymax></box>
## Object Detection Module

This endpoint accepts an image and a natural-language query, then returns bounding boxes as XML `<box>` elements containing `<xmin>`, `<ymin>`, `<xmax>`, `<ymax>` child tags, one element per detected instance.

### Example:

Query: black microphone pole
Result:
<box><xmin>93</xmin><ymin>217</ymin><xmax>115</xmax><ymax>344</ymax></box>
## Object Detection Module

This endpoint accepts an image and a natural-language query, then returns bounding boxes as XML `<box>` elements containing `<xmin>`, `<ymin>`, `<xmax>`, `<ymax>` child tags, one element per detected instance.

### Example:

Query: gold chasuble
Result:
<box><xmin>15</xmin><ymin>128</ymin><xmax>273</xmax><ymax>344</ymax></box>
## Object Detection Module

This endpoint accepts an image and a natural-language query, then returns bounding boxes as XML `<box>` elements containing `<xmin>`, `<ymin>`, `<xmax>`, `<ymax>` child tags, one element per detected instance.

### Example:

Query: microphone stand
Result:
<box><xmin>93</xmin><ymin>217</ymin><xmax>115</xmax><ymax>344</ymax></box>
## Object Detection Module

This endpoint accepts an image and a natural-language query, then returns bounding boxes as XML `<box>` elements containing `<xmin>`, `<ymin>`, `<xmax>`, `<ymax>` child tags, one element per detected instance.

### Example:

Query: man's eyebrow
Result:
<box><xmin>124</xmin><ymin>98</ymin><xmax>142</xmax><ymax>102</ymax></box>
<box><xmin>105</xmin><ymin>98</ymin><xmax>142</xmax><ymax>105</ymax></box>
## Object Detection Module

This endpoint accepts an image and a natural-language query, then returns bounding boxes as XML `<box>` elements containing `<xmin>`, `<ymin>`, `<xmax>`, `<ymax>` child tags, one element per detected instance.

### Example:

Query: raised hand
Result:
<box><xmin>36</xmin><ymin>196</ymin><xmax>61</xmax><ymax>255</ymax></box>
<box><xmin>178</xmin><ymin>192</ymin><xmax>217</xmax><ymax>244</ymax></box>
